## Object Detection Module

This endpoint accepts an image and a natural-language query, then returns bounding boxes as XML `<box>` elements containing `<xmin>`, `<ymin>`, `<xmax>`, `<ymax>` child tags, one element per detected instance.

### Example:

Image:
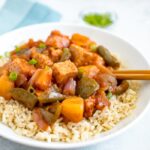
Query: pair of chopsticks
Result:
<box><xmin>113</xmin><ymin>70</ymin><xmax>150</xmax><ymax>80</ymax></box>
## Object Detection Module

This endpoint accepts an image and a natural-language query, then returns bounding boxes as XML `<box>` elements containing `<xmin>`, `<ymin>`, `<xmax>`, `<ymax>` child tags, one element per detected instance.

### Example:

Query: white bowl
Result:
<box><xmin>0</xmin><ymin>23</ymin><xmax>149</xmax><ymax>149</ymax></box>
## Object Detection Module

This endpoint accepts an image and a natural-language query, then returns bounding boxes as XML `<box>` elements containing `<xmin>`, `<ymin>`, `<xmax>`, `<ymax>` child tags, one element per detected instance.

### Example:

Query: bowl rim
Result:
<box><xmin>0</xmin><ymin>22</ymin><xmax>150</xmax><ymax>149</ymax></box>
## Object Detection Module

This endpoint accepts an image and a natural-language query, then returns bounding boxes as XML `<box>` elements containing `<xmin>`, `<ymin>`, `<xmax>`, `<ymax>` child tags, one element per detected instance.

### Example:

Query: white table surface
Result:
<box><xmin>0</xmin><ymin>0</ymin><xmax>150</xmax><ymax>150</ymax></box>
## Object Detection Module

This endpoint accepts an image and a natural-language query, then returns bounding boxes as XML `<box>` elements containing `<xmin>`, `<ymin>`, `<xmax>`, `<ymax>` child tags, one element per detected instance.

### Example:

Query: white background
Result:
<box><xmin>0</xmin><ymin>0</ymin><xmax>150</xmax><ymax>150</ymax></box>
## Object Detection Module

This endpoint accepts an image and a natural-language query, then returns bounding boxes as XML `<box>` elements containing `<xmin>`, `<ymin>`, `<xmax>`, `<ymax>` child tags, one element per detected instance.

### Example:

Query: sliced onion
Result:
<box><xmin>63</xmin><ymin>78</ymin><xmax>76</xmax><ymax>95</ymax></box>
<box><xmin>28</xmin><ymin>69</ymin><xmax>42</xmax><ymax>85</ymax></box>
<box><xmin>33</xmin><ymin>108</ymin><xmax>49</xmax><ymax>131</ymax></box>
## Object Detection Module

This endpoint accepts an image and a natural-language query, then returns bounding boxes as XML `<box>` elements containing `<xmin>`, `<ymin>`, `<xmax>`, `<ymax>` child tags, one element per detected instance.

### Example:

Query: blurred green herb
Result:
<box><xmin>29</xmin><ymin>58</ymin><xmax>37</xmax><ymax>65</ymax></box>
<box><xmin>15</xmin><ymin>45</ymin><xmax>21</xmax><ymax>53</ymax></box>
<box><xmin>107</xmin><ymin>92</ymin><xmax>113</xmax><ymax>100</ymax></box>
<box><xmin>83</xmin><ymin>13</ymin><xmax>113</xmax><ymax>28</ymax></box>
<box><xmin>38</xmin><ymin>43</ymin><xmax>46</xmax><ymax>49</ymax></box>
<box><xmin>9</xmin><ymin>72</ymin><xmax>18</xmax><ymax>81</ymax></box>
<box><xmin>90</xmin><ymin>44</ymin><xmax>98</xmax><ymax>52</ymax></box>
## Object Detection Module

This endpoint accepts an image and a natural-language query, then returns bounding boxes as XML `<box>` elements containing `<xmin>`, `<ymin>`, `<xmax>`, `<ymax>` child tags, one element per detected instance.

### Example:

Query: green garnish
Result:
<box><xmin>29</xmin><ymin>59</ymin><xmax>37</xmax><ymax>65</ymax></box>
<box><xmin>83</xmin><ymin>13</ymin><xmax>113</xmax><ymax>28</ymax></box>
<box><xmin>107</xmin><ymin>92</ymin><xmax>113</xmax><ymax>100</ymax></box>
<box><xmin>38</xmin><ymin>43</ymin><xmax>46</xmax><ymax>49</ymax></box>
<box><xmin>15</xmin><ymin>46</ymin><xmax>21</xmax><ymax>53</ymax></box>
<box><xmin>4</xmin><ymin>52</ymin><xmax>10</xmax><ymax>57</ymax></box>
<box><xmin>90</xmin><ymin>44</ymin><xmax>98</xmax><ymax>52</ymax></box>
<box><xmin>0</xmin><ymin>55</ymin><xmax>3</xmax><ymax>59</ymax></box>
<box><xmin>9</xmin><ymin>72</ymin><xmax>18</xmax><ymax>81</ymax></box>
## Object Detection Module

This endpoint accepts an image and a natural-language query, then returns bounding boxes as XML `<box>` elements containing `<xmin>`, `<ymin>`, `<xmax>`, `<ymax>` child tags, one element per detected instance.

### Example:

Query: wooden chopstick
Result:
<box><xmin>113</xmin><ymin>70</ymin><xmax>150</xmax><ymax>80</ymax></box>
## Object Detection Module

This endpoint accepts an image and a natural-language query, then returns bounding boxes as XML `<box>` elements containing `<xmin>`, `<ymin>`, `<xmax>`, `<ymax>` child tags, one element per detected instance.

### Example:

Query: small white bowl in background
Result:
<box><xmin>79</xmin><ymin>7</ymin><xmax>118</xmax><ymax>30</ymax></box>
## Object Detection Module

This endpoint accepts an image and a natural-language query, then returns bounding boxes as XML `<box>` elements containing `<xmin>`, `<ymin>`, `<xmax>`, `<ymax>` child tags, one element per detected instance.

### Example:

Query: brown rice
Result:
<box><xmin>0</xmin><ymin>57</ymin><xmax>138</xmax><ymax>142</ymax></box>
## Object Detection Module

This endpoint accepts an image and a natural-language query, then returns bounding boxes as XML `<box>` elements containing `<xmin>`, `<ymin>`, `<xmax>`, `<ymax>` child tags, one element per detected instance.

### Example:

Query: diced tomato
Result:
<box><xmin>95</xmin><ymin>91</ymin><xmax>110</xmax><ymax>110</ymax></box>
<box><xmin>63</xmin><ymin>78</ymin><xmax>76</xmax><ymax>95</ymax></box>
<box><xmin>84</xmin><ymin>97</ymin><xmax>96</xmax><ymax>118</ymax></box>
<box><xmin>46</xmin><ymin>30</ymin><xmax>70</xmax><ymax>49</ymax></box>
